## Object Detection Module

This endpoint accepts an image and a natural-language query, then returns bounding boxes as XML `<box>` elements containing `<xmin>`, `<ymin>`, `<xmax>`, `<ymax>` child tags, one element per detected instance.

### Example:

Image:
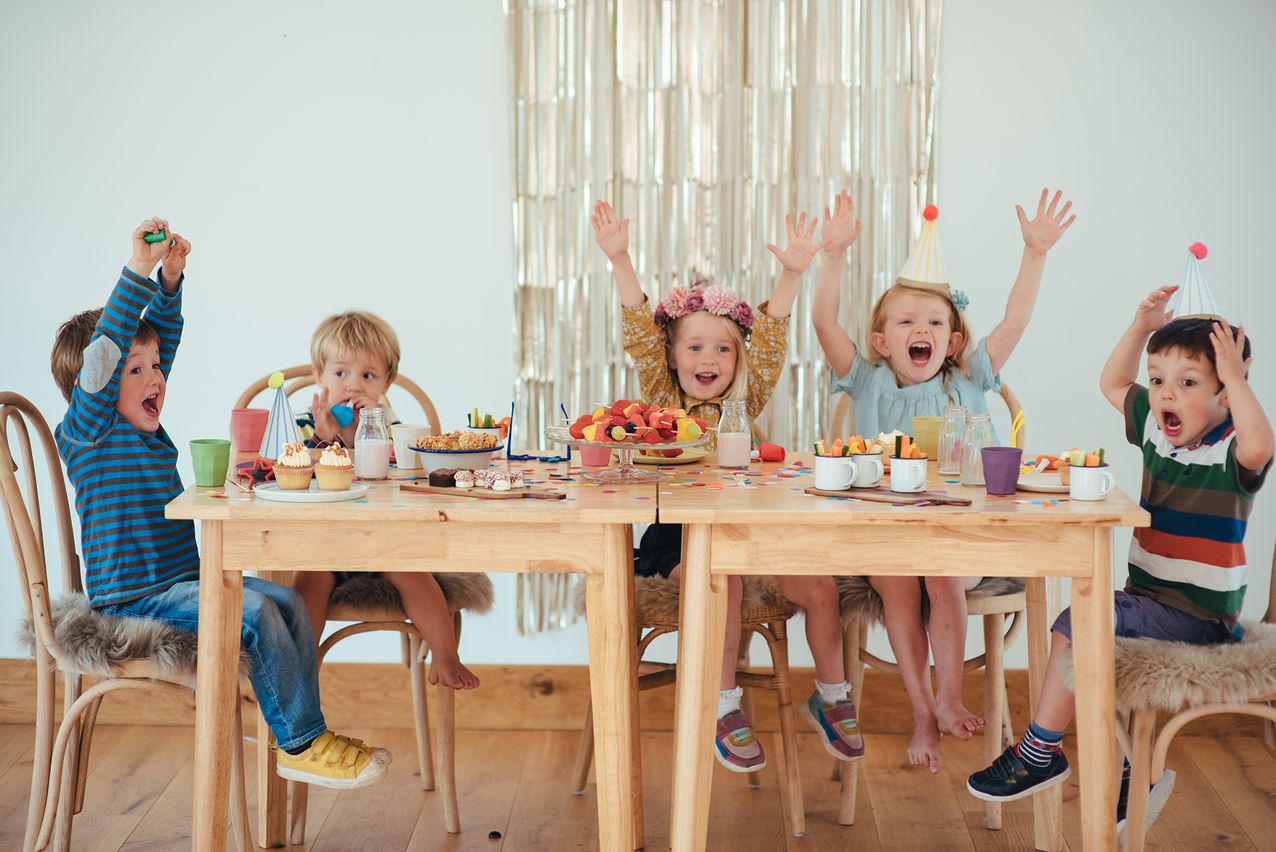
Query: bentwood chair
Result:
<box><xmin>1</xmin><ymin>391</ymin><xmax>251</xmax><ymax>852</ymax></box>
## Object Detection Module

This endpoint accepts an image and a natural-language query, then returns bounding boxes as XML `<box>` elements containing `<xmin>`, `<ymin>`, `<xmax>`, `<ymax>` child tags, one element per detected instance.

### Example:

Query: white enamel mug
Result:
<box><xmin>850</xmin><ymin>452</ymin><xmax>885</xmax><ymax>488</ymax></box>
<box><xmin>1069</xmin><ymin>464</ymin><xmax>1115</xmax><ymax>501</ymax></box>
<box><xmin>889</xmin><ymin>456</ymin><xmax>928</xmax><ymax>493</ymax></box>
<box><xmin>814</xmin><ymin>455</ymin><xmax>857</xmax><ymax>491</ymax></box>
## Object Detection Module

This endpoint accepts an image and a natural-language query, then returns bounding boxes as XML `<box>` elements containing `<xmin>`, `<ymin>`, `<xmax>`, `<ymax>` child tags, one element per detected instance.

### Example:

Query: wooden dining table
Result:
<box><xmin>660</xmin><ymin>453</ymin><xmax>1149</xmax><ymax>851</ymax></box>
<box><xmin>166</xmin><ymin>460</ymin><xmax>654</xmax><ymax>851</ymax></box>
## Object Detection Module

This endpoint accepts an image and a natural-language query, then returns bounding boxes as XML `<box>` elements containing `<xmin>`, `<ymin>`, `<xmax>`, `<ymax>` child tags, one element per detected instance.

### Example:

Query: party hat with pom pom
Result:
<box><xmin>1168</xmin><ymin>242</ymin><xmax>1221</xmax><ymax>320</ymax></box>
<box><xmin>897</xmin><ymin>204</ymin><xmax>950</xmax><ymax>290</ymax></box>
<box><xmin>258</xmin><ymin>370</ymin><xmax>302</xmax><ymax>460</ymax></box>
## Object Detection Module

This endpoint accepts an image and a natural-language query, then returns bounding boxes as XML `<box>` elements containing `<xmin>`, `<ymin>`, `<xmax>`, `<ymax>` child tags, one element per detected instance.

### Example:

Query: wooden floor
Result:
<box><xmin>2</xmin><ymin>724</ymin><xmax>1274</xmax><ymax>850</ymax></box>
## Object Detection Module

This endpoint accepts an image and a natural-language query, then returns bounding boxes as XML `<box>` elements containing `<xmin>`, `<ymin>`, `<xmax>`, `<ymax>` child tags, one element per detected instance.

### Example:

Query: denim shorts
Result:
<box><xmin>1052</xmin><ymin>591</ymin><xmax>1233</xmax><ymax>645</ymax></box>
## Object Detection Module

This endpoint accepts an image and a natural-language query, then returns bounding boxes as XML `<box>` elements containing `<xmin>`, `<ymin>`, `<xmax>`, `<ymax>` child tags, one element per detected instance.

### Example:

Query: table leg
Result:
<box><xmin>1025</xmin><ymin>577</ymin><xmax>1063</xmax><ymax>851</ymax></box>
<box><xmin>670</xmin><ymin>523</ymin><xmax>727</xmax><ymax>852</ymax></box>
<box><xmin>193</xmin><ymin>520</ymin><xmax>243</xmax><ymax>851</ymax></box>
<box><xmin>585</xmin><ymin>524</ymin><xmax>639</xmax><ymax>851</ymax></box>
<box><xmin>1072</xmin><ymin>529</ymin><xmax>1117</xmax><ymax>850</ymax></box>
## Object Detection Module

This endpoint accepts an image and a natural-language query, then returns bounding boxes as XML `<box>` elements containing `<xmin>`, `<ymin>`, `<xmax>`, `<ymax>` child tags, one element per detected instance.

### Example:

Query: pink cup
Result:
<box><xmin>579</xmin><ymin>445</ymin><xmax>613</xmax><ymax>467</ymax></box>
<box><xmin>231</xmin><ymin>408</ymin><xmax>269</xmax><ymax>455</ymax></box>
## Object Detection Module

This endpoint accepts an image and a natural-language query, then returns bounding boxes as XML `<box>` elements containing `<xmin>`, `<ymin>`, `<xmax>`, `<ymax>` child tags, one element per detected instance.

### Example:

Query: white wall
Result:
<box><xmin>1</xmin><ymin>1</ymin><xmax>1272</xmax><ymax>674</ymax></box>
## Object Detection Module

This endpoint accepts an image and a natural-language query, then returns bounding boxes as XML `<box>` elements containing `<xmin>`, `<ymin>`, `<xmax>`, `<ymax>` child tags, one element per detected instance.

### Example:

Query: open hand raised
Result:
<box><xmin>1017</xmin><ymin>189</ymin><xmax>1076</xmax><ymax>257</ymax></box>
<box><xmin>591</xmin><ymin>200</ymin><xmax>630</xmax><ymax>260</ymax></box>
<box><xmin>767</xmin><ymin>211</ymin><xmax>824</xmax><ymax>273</ymax></box>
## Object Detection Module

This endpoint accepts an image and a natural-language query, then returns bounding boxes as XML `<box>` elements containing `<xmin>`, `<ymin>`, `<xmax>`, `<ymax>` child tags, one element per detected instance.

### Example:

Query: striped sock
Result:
<box><xmin>1015</xmin><ymin>720</ymin><xmax>1064</xmax><ymax>769</ymax></box>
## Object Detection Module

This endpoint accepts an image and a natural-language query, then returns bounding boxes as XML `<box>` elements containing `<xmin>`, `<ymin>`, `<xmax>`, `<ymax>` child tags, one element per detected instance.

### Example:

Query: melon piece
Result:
<box><xmin>582</xmin><ymin>423</ymin><xmax>603</xmax><ymax>442</ymax></box>
<box><xmin>609</xmin><ymin>425</ymin><xmax>628</xmax><ymax>442</ymax></box>
<box><xmin>569</xmin><ymin>420</ymin><xmax>588</xmax><ymax>440</ymax></box>
<box><xmin>592</xmin><ymin>406</ymin><xmax>608</xmax><ymax>421</ymax></box>
<box><xmin>610</xmin><ymin>400</ymin><xmax>630</xmax><ymax>416</ymax></box>
<box><xmin>642</xmin><ymin>431</ymin><xmax>662</xmax><ymax>444</ymax></box>
<box><xmin>675</xmin><ymin>418</ymin><xmax>703</xmax><ymax>442</ymax></box>
<box><xmin>1084</xmin><ymin>453</ymin><xmax>1100</xmax><ymax>467</ymax></box>
<box><xmin>661</xmin><ymin>448</ymin><xmax>684</xmax><ymax>458</ymax></box>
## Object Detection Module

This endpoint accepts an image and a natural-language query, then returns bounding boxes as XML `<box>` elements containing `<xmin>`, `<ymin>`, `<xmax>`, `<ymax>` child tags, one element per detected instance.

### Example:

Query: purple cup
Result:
<box><xmin>981</xmin><ymin>447</ymin><xmax>1023</xmax><ymax>496</ymax></box>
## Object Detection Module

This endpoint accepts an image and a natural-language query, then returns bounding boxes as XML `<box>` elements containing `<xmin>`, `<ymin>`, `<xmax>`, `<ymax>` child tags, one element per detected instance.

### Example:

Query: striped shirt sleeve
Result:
<box><xmin>145</xmin><ymin>271</ymin><xmax>184</xmax><ymax>378</ymax></box>
<box><xmin>62</xmin><ymin>268</ymin><xmax>163</xmax><ymax>444</ymax></box>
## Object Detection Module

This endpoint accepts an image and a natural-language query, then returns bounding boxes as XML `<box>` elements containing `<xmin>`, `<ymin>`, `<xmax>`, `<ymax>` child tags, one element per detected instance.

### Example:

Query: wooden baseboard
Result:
<box><xmin>0</xmin><ymin>658</ymin><xmax>1261</xmax><ymax>737</ymax></box>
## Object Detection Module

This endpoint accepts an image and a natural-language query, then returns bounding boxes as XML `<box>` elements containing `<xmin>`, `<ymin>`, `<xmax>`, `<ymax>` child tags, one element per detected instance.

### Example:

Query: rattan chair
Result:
<box><xmin>1102</xmin><ymin>548</ymin><xmax>1276</xmax><ymax>850</ymax></box>
<box><xmin>235</xmin><ymin>366</ymin><xmax>487</xmax><ymax>841</ymax></box>
<box><xmin>571</xmin><ymin>575</ymin><xmax>809</xmax><ymax>838</ymax></box>
<box><xmin>0</xmin><ymin>391</ymin><xmax>251</xmax><ymax>852</ymax></box>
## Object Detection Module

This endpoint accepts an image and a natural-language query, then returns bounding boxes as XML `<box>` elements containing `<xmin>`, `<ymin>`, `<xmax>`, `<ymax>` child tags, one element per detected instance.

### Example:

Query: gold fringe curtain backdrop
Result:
<box><xmin>506</xmin><ymin>0</ymin><xmax>942</xmax><ymax>632</ymax></box>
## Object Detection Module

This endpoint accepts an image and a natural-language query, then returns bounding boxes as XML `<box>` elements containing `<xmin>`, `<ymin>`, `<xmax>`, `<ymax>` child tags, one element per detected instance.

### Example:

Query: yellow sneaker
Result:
<box><xmin>272</xmin><ymin>731</ymin><xmax>391</xmax><ymax>790</ymax></box>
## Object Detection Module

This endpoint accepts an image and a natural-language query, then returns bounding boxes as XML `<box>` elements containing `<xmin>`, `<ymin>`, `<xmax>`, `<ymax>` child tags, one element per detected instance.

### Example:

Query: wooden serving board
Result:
<box><xmin>803</xmin><ymin>486</ymin><xmax>971</xmax><ymax>506</ymax></box>
<box><xmin>399</xmin><ymin>483</ymin><xmax>566</xmax><ymax>501</ymax></box>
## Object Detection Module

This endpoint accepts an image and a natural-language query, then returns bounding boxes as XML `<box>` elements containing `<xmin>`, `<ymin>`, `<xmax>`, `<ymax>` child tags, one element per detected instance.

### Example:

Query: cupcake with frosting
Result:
<box><xmin>315</xmin><ymin>443</ymin><xmax>355</xmax><ymax>491</ymax></box>
<box><xmin>274</xmin><ymin>441</ymin><xmax>315</xmax><ymax>490</ymax></box>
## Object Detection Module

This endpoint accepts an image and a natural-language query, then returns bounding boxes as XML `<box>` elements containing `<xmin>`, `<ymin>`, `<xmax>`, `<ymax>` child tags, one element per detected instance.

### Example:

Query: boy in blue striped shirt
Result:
<box><xmin>52</xmin><ymin>218</ymin><xmax>391</xmax><ymax>789</ymax></box>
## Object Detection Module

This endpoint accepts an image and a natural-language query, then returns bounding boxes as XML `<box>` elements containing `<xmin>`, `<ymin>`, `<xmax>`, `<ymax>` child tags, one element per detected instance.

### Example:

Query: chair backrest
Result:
<box><xmin>0</xmin><ymin>392</ymin><xmax>80</xmax><ymax>658</ymax></box>
<box><xmin>825</xmin><ymin>381</ymin><xmax>1026</xmax><ymax>449</ymax></box>
<box><xmin>232</xmin><ymin>364</ymin><xmax>442</xmax><ymax>436</ymax></box>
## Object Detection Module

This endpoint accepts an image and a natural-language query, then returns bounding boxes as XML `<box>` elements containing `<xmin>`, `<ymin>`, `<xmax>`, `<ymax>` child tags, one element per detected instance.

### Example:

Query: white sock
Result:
<box><xmin>816</xmin><ymin>679</ymin><xmax>850</xmax><ymax>705</ymax></box>
<box><xmin>717</xmin><ymin>686</ymin><xmax>744</xmax><ymax>718</ymax></box>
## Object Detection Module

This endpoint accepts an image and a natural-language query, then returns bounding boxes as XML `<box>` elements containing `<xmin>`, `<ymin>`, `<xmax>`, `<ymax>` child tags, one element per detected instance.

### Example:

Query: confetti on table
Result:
<box><xmin>945</xmin><ymin>479</ymin><xmax>959</xmax><ymax>484</ymax></box>
<box><xmin>209</xmin><ymin>491</ymin><xmax>227</xmax><ymax>499</ymax></box>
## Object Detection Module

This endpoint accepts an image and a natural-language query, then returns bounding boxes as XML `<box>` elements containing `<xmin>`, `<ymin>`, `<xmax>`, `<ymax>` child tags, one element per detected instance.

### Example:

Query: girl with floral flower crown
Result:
<box><xmin>592</xmin><ymin>199</ymin><xmax>865</xmax><ymax>774</ymax></box>
<box><xmin>812</xmin><ymin>188</ymin><xmax>1076</xmax><ymax>775</ymax></box>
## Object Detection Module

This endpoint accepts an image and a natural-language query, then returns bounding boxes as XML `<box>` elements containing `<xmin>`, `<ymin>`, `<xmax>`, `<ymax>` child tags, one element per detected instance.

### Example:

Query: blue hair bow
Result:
<box><xmin>951</xmin><ymin>289</ymin><xmax>970</xmax><ymax>312</ymax></box>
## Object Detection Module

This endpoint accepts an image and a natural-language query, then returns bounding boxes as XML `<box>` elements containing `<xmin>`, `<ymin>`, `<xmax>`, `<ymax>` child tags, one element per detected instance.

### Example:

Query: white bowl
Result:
<box><xmin>409</xmin><ymin>443</ymin><xmax>503</xmax><ymax>474</ymax></box>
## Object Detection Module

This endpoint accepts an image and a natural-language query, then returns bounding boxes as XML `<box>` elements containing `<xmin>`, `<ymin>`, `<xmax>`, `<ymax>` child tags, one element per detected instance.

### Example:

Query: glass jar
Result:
<box><xmin>354</xmin><ymin>407</ymin><xmax>392</xmax><ymax>480</ymax></box>
<box><xmin>716</xmin><ymin>400</ymin><xmax>751</xmax><ymax>468</ymax></box>
<box><xmin>959</xmin><ymin>412</ymin><xmax>994</xmax><ymax>486</ymax></box>
<box><xmin>936</xmin><ymin>405</ymin><xmax>967</xmax><ymax>475</ymax></box>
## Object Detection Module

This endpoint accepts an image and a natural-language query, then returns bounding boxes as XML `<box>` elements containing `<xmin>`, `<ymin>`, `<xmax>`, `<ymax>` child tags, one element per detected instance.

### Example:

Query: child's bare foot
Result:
<box><xmin>935</xmin><ymin>700</ymin><xmax>985</xmax><ymax>740</ymax></box>
<box><xmin>908</xmin><ymin>715</ymin><xmax>943</xmax><ymax>774</ymax></box>
<box><xmin>434</xmin><ymin>656</ymin><xmax>480</xmax><ymax>690</ymax></box>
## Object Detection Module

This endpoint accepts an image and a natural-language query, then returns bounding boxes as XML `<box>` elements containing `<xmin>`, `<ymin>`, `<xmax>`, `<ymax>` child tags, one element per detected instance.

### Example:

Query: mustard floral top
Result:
<box><xmin>621</xmin><ymin>300</ymin><xmax>788</xmax><ymax>449</ymax></box>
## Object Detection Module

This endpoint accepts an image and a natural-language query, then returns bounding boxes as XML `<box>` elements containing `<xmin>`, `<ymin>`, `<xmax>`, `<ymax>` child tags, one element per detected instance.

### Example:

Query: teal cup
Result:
<box><xmin>190</xmin><ymin>439</ymin><xmax>232</xmax><ymax>487</ymax></box>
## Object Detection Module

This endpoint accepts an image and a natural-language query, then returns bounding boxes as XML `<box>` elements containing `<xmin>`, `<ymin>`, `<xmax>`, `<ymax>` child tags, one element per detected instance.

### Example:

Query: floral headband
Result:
<box><xmin>653</xmin><ymin>276</ymin><xmax>754</xmax><ymax>340</ymax></box>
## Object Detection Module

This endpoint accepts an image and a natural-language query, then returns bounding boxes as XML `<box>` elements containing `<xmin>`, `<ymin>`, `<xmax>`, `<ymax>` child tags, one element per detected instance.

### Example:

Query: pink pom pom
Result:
<box><xmin>1188</xmin><ymin>242</ymin><xmax>1208</xmax><ymax>260</ymax></box>
<box><xmin>923</xmin><ymin>204</ymin><xmax>939</xmax><ymax>221</ymax></box>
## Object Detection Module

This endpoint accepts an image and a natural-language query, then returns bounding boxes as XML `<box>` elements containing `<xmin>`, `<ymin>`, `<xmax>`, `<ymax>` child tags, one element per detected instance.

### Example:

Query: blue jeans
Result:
<box><xmin>100</xmin><ymin>576</ymin><xmax>327</xmax><ymax>752</ymax></box>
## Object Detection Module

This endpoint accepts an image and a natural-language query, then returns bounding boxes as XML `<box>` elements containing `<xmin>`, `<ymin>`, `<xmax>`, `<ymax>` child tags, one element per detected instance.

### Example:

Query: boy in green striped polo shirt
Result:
<box><xmin>967</xmin><ymin>283</ymin><xmax>1272</xmax><ymax>832</ymax></box>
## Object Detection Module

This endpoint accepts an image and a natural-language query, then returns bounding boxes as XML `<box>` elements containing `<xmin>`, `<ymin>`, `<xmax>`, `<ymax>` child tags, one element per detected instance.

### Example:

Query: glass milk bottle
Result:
<box><xmin>354</xmin><ymin>407</ymin><xmax>392</xmax><ymax>480</ymax></box>
<box><xmin>716</xmin><ymin>400</ymin><xmax>751</xmax><ymax>468</ymax></box>
<box><xmin>959</xmin><ymin>412</ymin><xmax>994</xmax><ymax>486</ymax></box>
<box><xmin>936</xmin><ymin>405</ymin><xmax>967</xmax><ymax>476</ymax></box>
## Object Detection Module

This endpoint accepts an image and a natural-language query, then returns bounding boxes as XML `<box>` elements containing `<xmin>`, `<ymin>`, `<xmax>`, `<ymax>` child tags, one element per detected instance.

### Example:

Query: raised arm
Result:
<box><xmin>1099</xmin><ymin>285</ymin><xmax>1177</xmax><ymax>412</ymax></box>
<box><xmin>811</xmin><ymin>190</ymin><xmax>862</xmax><ymax>378</ymax></box>
<box><xmin>146</xmin><ymin>232</ymin><xmax>191</xmax><ymax>377</ymax></box>
<box><xmin>1211</xmin><ymin>320</ymin><xmax>1274</xmax><ymax>472</ymax></box>
<box><xmin>591</xmin><ymin>199</ymin><xmax>646</xmax><ymax>308</ymax></box>
<box><xmin>984</xmin><ymin>189</ymin><xmax>1076</xmax><ymax>374</ymax></box>
<box><xmin>62</xmin><ymin>219</ymin><xmax>175</xmax><ymax>442</ymax></box>
<box><xmin>764</xmin><ymin>210</ymin><xmax>823</xmax><ymax>319</ymax></box>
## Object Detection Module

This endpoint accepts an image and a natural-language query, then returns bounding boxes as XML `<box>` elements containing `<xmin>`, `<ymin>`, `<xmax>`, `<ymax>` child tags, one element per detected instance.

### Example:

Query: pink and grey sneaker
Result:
<box><xmin>799</xmin><ymin>691</ymin><xmax>864</xmax><ymax>762</ymax></box>
<box><xmin>714</xmin><ymin>710</ymin><xmax>765</xmax><ymax>773</ymax></box>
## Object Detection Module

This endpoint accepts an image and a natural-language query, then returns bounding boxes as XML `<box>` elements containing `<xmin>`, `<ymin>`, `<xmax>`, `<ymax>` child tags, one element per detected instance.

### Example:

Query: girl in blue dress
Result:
<box><xmin>811</xmin><ymin>189</ymin><xmax>1075</xmax><ymax>773</ymax></box>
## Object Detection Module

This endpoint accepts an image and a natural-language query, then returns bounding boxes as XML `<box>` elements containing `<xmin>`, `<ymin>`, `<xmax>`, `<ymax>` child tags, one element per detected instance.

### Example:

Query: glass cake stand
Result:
<box><xmin>545</xmin><ymin>426</ymin><xmax>709</xmax><ymax>483</ymax></box>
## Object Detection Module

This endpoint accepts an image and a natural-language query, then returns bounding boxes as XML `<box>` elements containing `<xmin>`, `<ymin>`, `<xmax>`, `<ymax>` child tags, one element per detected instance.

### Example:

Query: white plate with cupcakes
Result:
<box><xmin>254</xmin><ymin>481</ymin><xmax>370</xmax><ymax>503</ymax></box>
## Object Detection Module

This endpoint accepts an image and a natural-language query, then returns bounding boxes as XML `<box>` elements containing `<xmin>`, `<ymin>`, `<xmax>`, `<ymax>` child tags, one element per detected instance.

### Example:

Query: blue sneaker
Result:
<box><xmin>967</xmin><ymin>745</ymin><xmax>1070</xmax><ymax>802</ymax></box>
